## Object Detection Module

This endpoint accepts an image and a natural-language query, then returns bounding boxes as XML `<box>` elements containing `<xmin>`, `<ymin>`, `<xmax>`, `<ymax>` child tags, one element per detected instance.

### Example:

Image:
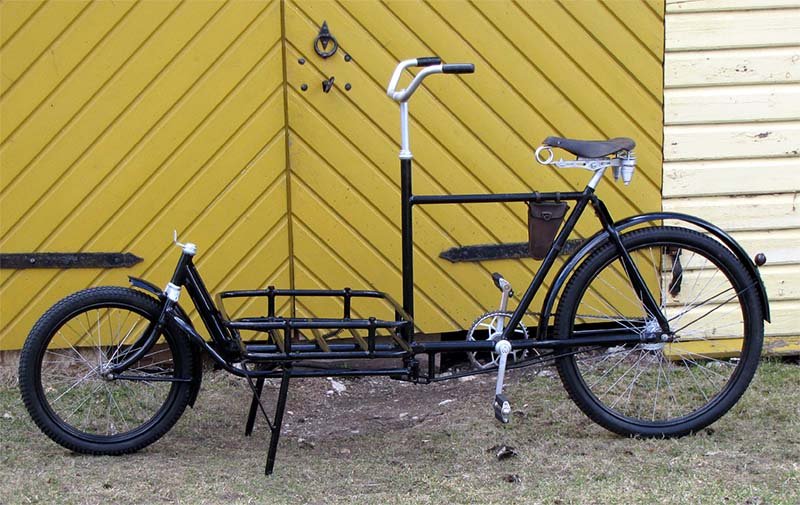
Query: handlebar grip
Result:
<box><xmin>415</xmin><ymin>57</ymin><xmax>442</xmax><ymax>67</ymax></box>
<box><xmin>442</xmin><ymin>63</ymin><xmax>475</xmax><ymax>74</ymax></box>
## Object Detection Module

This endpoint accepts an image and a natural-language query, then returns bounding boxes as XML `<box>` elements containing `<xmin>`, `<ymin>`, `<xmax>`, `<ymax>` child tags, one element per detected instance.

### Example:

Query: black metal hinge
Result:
<box><xmin>0</xmin><ymin>252</ymin><xmax>143</xmax><ymax>269</ymax></box>
<box><xmin>439</xmin><ymin>239</ymin><xmax>584</xmax><ymax>263</ymax></box>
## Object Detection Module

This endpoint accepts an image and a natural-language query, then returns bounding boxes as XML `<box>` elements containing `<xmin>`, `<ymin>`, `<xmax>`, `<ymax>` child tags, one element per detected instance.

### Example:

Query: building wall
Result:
<box><xmin>0</xmin><ymin>0</ymin><xmax>664</xmax><ymax>350</ymax></box>
<box><xmin>281</xmin><ymin>0</ymin><xmax>664</xmax><ymax>333</ymax></box>
<box><xmin>0</xmin><ymin>1</ymin><xmax>291</xmax><ymax>350</ymax></box>
<box><xmin>663</xmin><ymin>0</ymin><xmax>800</xmax><ymax>350</ymax></box>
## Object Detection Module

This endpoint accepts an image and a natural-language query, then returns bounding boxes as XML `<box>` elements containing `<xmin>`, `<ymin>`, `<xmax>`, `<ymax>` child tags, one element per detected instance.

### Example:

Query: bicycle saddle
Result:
<box><xmin>543</xmin><ymin>136</ymin><xmax>635</xmax><ymax>158</ymax></box>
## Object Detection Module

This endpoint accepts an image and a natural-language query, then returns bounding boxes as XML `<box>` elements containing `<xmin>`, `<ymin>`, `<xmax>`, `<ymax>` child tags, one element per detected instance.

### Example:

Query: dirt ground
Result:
<box><xmin>1</xmin><ymin>358</ymin><xmax>798</xmax><ymax>505</ymax></box>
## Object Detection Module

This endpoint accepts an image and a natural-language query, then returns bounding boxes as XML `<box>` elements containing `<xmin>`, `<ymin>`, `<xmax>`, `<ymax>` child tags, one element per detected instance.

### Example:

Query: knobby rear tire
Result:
<box><xmin>19</xmin><ymin>287</ymin><xmax>194</xmax><ymax>455</ymax></box>
<box><xmin>554</xmin><ymin>226</ymin><xmax>763</xmax><ymax>437</ymax></box>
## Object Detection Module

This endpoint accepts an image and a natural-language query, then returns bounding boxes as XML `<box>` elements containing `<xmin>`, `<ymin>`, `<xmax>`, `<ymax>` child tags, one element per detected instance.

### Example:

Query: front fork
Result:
<box><xmin>104</xmin><ymin>296</ymin><xmax>179</xmax><ymax>377</ymax></box>
<box><xmin>106</xmin><ymin>244</ymin><xmax>196</xmax><ymax>376</ymax></box>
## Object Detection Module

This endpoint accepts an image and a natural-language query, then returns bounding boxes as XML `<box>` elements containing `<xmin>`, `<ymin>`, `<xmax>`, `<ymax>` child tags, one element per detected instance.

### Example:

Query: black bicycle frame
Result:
<box><xmin>401</xmin><ymin>156</ymin><xmax>665</xmax><ymax>353</ymax></box>
<box><xmin>111</xmin><ymin>160</ymin><xmax>664</xmax><ymax>380</ymax></box>
<box><xmin>108</xmin><ymin>153</ymin><xmax>674</xmax><ymax>476</ymax></box>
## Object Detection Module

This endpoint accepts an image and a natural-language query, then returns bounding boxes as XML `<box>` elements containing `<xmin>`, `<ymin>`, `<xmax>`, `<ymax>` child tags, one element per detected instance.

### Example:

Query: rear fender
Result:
<box><xmin>535</xmin><ymin>212</ymin><xmax>770</xmax><ymax>339</ymax></box>
<box><xmin>128</xmin><ymin>276</ymin><xmax>204</xmax><ymax>407</ymax></box>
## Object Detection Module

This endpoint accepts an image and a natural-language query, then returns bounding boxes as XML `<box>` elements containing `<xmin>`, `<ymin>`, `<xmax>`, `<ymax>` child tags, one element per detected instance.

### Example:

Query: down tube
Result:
<box><xmin>183</xmin><ymin>261</ymin><xmax>234</xmax><ymax>347</ymax></box>
<box><xmin>502</xmin><ymin>191</ymin><xmax>595</xmax><ymax>340</ymax></box>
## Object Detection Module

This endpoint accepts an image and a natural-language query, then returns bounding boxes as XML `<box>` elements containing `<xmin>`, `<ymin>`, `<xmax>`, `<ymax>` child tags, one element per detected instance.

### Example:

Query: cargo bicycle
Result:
<box><xmin>19</xmin><ymin>58</ymin><xmax>770</xmax><ymax>475</ymax></box>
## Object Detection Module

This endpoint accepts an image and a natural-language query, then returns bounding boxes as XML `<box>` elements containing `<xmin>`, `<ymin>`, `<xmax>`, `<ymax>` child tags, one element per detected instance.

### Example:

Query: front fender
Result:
<box><xmin>128</xmin><ymin>276</ymin><xmax>204</xmax><ymax>407</ymax></box>
<box><xmin>535</xmin><ymin>212</ymin><xmax>770</xmax><ymax>339</ymax></box>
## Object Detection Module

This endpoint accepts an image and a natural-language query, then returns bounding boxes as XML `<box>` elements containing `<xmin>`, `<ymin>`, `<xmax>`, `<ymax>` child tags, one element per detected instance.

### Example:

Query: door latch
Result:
<box><xmin>314</xmin><ymin>21</ymin><xmax>338</xmax><ymax>59</ymax></box>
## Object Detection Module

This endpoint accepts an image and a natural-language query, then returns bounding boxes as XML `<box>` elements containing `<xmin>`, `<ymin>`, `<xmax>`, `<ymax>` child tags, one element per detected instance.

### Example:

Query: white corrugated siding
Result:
<box><xmin>664</xmin><ymin>0</ymin><xmax>800</xmax><ymax>348</ymax></box>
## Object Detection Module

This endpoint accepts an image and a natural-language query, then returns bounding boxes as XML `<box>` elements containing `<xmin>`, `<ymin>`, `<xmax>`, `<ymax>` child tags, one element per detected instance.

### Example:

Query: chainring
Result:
<box><xmin>465</xmin><ymin>311</ymin><xmax>528</xmax><ymax>370</ymax></box>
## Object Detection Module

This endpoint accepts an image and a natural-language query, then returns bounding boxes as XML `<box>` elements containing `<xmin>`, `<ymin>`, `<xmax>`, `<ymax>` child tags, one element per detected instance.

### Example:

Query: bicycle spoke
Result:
<box><xmin>34</xmin><ymin>297</ymin><xmax>184</xmax><ymax>439</ymax></box>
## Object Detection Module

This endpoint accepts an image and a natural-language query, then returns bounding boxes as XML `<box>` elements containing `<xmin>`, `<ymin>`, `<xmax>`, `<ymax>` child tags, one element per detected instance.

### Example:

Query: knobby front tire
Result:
<box><xmin>19</xmin><ymin>287</ymin><xmax>194</xmax><ymax>455</ymax></box>
<box><xmin>554</xmin><ymin>226</ymin><xmax>763</xmax><ymax>437</ymax></box>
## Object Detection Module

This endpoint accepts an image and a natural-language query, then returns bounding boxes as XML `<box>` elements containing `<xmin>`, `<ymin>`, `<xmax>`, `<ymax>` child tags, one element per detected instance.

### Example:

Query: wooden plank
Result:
<box><xmin>0</xmin><ymin>2</ymin><xmax>219</xmax><ymax>236</ymax></box>
<box><xmin>507</xmin><ymin>0</ymin><xmax>664</xmax><ymax>140</ymax></box>
<box><xmin>559</xmin><ymin>0</ymin><xmax>664</xmax><ymax>92</ymax></box>
<box><xmin>664</xmin><ymin>194</ymin><xmax>799</xmax><ymax>231</ymax></box>
<box><xmin>667</xmin><ymin>0</ymin><xmax>800</xmax><ymax>14</ymax></box>
<box><xmin>0</xmin><ymin>1</ymin><xmax>291</xmax><ymax>350</ymax></box>
<box><xmin>666</xmin><ymin>9</ymin><xmax>800</xmax><ymax>51</ymax></box>
<box><xmin>653</xmin><ymin>227</ymin><xmax>800</xmax><ymax>266</ymax></box>
<box><xmin>663</xmin><ymin>298</ymin><xmax>798</xmax><ymax>339</ymax></box>
<box><xmin>0</xmin><ymin>2</ymin><xmax>278</xmax><ymax>250</ymax></box>
<box><xmin>0</xmin><ymin>1</ymin><xmax>43</xmax><ymax>46</ymax></box>
<box><xmin>0</xmin><ymin>1</ymin><xmax>89</xmax><ymax>94</ymax></box>
<box><xmin>648</xmin><ymin>0</ymin><xmax>665</xmax><ymax>17</ymax></box>
<box><xmin>664</xmin><ymin>336</ymin><xmax>800</xmax><ymax>359</ymax></box>
<box><xmin>667</xmin><ymin>0</ymin><xmax>800</xmax><ymax>13</ymax></box>
<box><xmin>664</xmin><ymin>121</ymin><xmax>800</xmax><ymax>161</ymax></box>
<box><xmin>726</xmin><ymin>229</ymin><xmax>800</xmax><ymax>265</ymax></box>
<box><xmin>665</xmin><ymin>84</ymin><xmax>800</xmax><ymax>125</ymax></box>
<box><xmin>764</xmin><ymin>300</ymin><xmax>800</xmax><ymax>336</ymax></box>
<box><xmin>663</xmin><ymin>157</ymin><xmax>800</xmax><ymax>196</ymax></box>
<box><xmin>601</xmin><ymin>0</ymin><xmax>665</xmax><ymax>60</ymax></box>
<box><xmin>669</xmin><ymin>263</ymin><xmax>800</xmax><ymax>301</ymax></box>
<box><xmin>665</xmin><ymin>47</ymin><xmax>800</xmax><ymax>87</ymax></box>
<box><xmin>1</xmin><ymin>2</ymin><xmax>137</xmax><ymax>137</ymax></box>
<box><xmin>760</xmin><ymin>265</ymin><xmax>800</xmax><ymax>301</ymax></box>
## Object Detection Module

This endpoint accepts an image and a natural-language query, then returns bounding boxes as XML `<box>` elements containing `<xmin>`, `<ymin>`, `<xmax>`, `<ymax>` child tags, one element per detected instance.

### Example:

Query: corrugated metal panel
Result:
<box><xmin>664</xmin><ymin>0</ymin><xmax>800</xmax><ymax>347</ymax></box>
<box><xmin>283</xmin><ymin>0</ymin><xmax>664</xmax><ymax>332</ymax></box>
<box><xmin>0</xmin><ymin>1</ymin><xmax>290</xmax><ymax>350</ymax></box>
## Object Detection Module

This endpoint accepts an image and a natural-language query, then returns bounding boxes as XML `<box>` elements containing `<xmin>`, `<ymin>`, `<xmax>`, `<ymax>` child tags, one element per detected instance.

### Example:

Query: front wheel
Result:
<box><xmin>19</xmin><ymin>287</ymin><xmax>194</xmax><ymax>454</ymax></box>
<box><xmin>554</xmin><ymin>226</ymin><xmax>763</xmax><ymax>437</ymax></box>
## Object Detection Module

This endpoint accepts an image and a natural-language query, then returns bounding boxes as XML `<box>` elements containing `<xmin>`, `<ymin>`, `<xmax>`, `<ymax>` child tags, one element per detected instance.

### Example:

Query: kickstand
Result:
<box><xmin>244</xmin><ymin>377</ymin><xmax>265</xmax><ymax>436</ymax></box>
<box><xmin>265</xmin><ymin>367</ymin><xmax>291</xmax><ymax>475</ymax></box>
<box><xmin>241</xmin><ymin>364</ymin><xmax>292</xmax><ymax>476</ymax></box>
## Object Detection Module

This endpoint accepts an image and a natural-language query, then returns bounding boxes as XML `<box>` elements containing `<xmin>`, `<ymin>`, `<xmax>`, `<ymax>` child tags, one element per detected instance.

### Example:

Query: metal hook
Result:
<box><xmin>322</xmin><ymin>76</ymin><xmax>335</xmax><ymax>93</ymax></box>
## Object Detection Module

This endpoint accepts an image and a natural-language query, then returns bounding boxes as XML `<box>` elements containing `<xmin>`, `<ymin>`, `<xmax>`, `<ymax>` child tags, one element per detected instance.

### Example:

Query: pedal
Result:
<box><xmin>491</xmin><ymin>272</ymin><xmax>514</xmax><ymax>299</ymax></box>
<box><xmin>492</xmin><ymin>339</ymin><xmax>513</xmax><ymax>424</ymax></box>
<box><xmin>494</xmin><ymin>393</ymin><xmax>511</xmax><ymax>423</ymax></box>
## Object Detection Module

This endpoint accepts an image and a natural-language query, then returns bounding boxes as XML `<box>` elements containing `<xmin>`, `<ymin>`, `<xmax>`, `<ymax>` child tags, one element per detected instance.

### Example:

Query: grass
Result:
<box><xmin>0</xmin><ymin>359</ymin><xmax>798</xmax><ymax>504</ymax></box>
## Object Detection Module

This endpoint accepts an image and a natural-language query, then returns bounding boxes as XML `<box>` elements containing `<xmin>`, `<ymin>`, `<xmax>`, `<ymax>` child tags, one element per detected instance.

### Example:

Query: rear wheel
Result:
<box><xmin>19</xmin><ymin>287</ymin><xmax>193</xmax><ymax>454</ymax></box>
<box><xmin>554</xmin><ymin>227</ymin><xmax>763</xmax><ymax>437</ymax></box>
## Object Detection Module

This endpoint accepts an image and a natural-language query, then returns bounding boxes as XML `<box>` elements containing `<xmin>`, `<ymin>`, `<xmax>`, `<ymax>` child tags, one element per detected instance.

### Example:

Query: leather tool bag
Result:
<box><xmin>527</xmin><ymin>200</ymin><xmax>568</xmax><ymax>260</ymax></box>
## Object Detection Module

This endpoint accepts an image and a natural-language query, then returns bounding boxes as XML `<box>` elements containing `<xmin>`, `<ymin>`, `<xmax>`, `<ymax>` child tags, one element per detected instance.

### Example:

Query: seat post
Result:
<box><xmin>587</xmin><ymin>166</ymin><xmax>608</xmax><ymax>189</ymax></box>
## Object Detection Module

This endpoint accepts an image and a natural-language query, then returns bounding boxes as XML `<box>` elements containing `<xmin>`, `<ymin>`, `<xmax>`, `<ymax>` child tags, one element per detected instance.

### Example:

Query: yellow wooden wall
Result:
<box><xmin>0</xmin><ymin>1</ymin><xmax>290</xmax><ymax>350</ymax></box>
<box><xmin>0</xmin><ymin>0</ymin><xmax>664</xmax><ymax>350</ymax></box>
<box><xmin>283</xmin><ymin>0</ymin><xmax>664</xmax><ymax>329</ymax></box>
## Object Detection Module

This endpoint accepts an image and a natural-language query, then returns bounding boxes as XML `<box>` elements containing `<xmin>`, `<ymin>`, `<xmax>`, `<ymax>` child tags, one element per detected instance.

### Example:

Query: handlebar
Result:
<box><xmin>443</xmin><ymin>64</ymin><xmax>475</xmax><ymax>74</ymax></box>
<box><xmin>386</xmin><ymin>57</ymin><xmax>474</xmax><ymax>102</ymax></box>
<box><xmin>416</xmin><ymin>56</ymin><xmax>442</xmax><ymax>67</ymax></box>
